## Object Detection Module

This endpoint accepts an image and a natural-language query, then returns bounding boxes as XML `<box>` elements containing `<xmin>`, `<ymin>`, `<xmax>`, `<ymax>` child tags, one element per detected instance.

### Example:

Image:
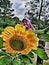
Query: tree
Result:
<box><xmin>25</xmin><ymin>0</ymin><xmax>49</xmax><ymax>30</ymax></box>
<box><xmin>0</xmin><ymin>0</ymin><xmax>15</xmax><ymax>22</ymax></box>
<box><xmin>13</xmin><ymin>16</ymin><xmax>20</xmax><ymax>24</ymax></box>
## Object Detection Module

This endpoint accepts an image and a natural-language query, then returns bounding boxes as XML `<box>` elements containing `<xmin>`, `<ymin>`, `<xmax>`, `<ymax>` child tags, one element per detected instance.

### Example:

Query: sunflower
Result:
<box><xmin>2</xmin><ymin>24</ymin><xmax>39</xmax><ymax>54</ymax></box>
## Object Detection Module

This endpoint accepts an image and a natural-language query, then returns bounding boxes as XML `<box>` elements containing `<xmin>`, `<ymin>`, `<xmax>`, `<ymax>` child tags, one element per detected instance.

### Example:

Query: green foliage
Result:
<box><xmin>43</xmin><ymin>62</ymin><xmax>49</xmax><ymax>65</ymax></box>
<box><xmin>0</xmin><ymin>52</ymin><xmax>34</xmax><ymax>65</ymax></box>
<box><xmin>27</xmin><ymin>52</ymin><xmax>34</xmax><ymax>58</ymax></box>
<box><xmin>0</xmin><ymin>0</ymin><xmax>15</xmax><ymax>21</ymax></box>
<box><xmin>13</xmin><ymin>17</ymin><xmax>20</xmax><ymax>24</ymax></box>
<box><xmin>0</xmin><ymin>51</ymin><xmax>12</xmax><ymax>65</ymax></box>
<box><xmin>0</xmin><ymin>52</ymin><xmax>7</xmax><ymax>56</ymax></box>
<box><xmin>0</xmin><ymin>48</ymin><xmax>48</xmax><ymax>65</ymax></box>
<box><xmin>34</xmin><ymin>30</ymin><xmax>44</xmax><ymax>34</ymax></box>
<box><xmin>31</xmin><ymin>18</ymin><xmax>44</xmax><ymax>28</ymax></box>
<box><xmin>5</xmin><ymin>18</ymin><xmax>15</xmax><ymax>26</ymax></box>
<box><xmin>39</xmin><ymin>34</ymin><xmax>49</xmax><ymax>42</ymax></box>
<box><xmin>19</xmin><ymin>52</ymin><xmax>34</xmax><ymax>65</ymax></box>
<box><xmin>33</xmin><ymin>48</ymin><xmax>48</xmax><ymax>60</ymax></box>
<box><xmin>0</xmin><ymin>37</ymin><xmax>3</xmax><ymax>48</ymax></box>
<box><xmin>34</xmin><ymin>29</ymin><xmax>49</xmax><ymax>42</ymax></box>
<box><xmin>0</xmin><ymin>18</ymin><xmax>15</xmax><ymax>28</ymax></box>
<box><xmin>0</xmin><ymin>27</ymin><xmax>4</xmax><ymax>34</ymax></box>
<box><xmin>12</xmin><ymin>59</ymin><xmax>20</xmax><ymax>65</ymax></box>
<box><xmin>0</xmin><ymin>19</ymin><xmax>5</xmax><ymax>27</ymax></box>
<box><xmin>0</xmin><ymin>56</ymin><xmax>9</xmax><ymax>65</ymax></box>
<box><xmin>0</xmin><ymin>54</ymin><xmax>12</xmax><ymax>65</ymax></box>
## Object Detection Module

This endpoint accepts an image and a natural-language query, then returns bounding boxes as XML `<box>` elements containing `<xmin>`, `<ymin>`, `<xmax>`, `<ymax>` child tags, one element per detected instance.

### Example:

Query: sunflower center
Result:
<box><xmin>11</xmin><ymin>40</ymin><xmax>24</xmax><ymax>50</ymax></box>
<box><xmin>10</xmin><ymin>35</ymin><xmax>27</xmax><ymax>51</ymax></box>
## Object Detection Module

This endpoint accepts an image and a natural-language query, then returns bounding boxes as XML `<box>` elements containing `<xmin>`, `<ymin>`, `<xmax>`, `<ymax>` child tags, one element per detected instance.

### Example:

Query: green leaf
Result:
<box><xmin>20</xmin><ymin>62</ymin><xmax>26</xmax><ymax>65</ymax></box>
<box><xmin>34</xmin><ymin>29</ymin><xmax>49</xmax><ymax>42</ymax></box>
<box><xmin>39</xmin><ymin>34</ymin><xmax>49</xmax><ymax>42</ymax></box>
<box><xmin>27</xmin><ymin>52</ymin><xmax>34</xmax><ymax>58</ymax></box>
<box><xmin>12</xmin><ymin>60</ymin><xmax>20</xmax><ymax>65</ymax></box>
<box><xmin>0</xmin><ymin>52</ymin><xmax>7</xmax><ymax>56</ymax></box>
<box><xmin>33</xmin><ymin>48</ymin><xmax>48</xmax><ymax>60</ymax></box>
<box><xmin>26</xmin><ymin>52</ymin><xmax>34</xmax><ymax>64</ymax></box>
<box><xmin>0</xmin><ymin>37</ymin><xmax>3</xmax><ymax>48</ymax></box>
<box><xmin>19</xmin><ymin>54</ymin><xmax>33</xmax><ymax>64</ymax></box>
<box><xmin>0</xmin><ymin>27</ymin><xmax>4</xmax><ymax>34</ymax></box>
<box><xmin>34</xmin><ymin>30</ymin><xmax>44</xmax><ymax>34</ymax></box>
<box><xmin>0</xmin><ymin>56</ymin><xmax>10</xmax><ymax>65</ymax></box>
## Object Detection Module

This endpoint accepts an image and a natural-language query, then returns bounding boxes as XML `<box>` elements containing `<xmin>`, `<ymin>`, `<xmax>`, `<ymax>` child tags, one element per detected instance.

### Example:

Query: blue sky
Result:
<box><xmin>10</xmin><ymin>0</ymin><xmax>31</xmax><ymax>20</ymax></box>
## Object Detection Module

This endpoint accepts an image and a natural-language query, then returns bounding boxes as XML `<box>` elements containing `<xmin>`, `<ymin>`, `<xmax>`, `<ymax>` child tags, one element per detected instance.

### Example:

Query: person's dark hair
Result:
<box><xmin>22</xmin><ymin>19</ymin><xmax>28</xmax><ymax>23</ymax></box>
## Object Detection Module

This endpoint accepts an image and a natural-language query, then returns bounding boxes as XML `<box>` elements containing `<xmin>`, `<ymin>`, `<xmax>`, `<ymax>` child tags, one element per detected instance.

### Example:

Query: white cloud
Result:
<box><xmin>10</xmin><ymin>0</ymin><xmax>31</xmax><ymax>20</ymax></box>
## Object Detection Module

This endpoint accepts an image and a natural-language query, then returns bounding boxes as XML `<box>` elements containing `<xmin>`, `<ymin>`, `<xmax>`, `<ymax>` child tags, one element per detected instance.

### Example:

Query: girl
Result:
<box><xmin>21</xmin><ymin>18</ymin><xmax>35</xmax><ymax>31</ymax></box>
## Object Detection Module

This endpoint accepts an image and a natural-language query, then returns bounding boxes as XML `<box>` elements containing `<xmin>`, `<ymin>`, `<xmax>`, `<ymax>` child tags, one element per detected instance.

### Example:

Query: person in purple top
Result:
<box><xmin>21</xmin><ymin>18</ymin><xmax>35</xmax><ymax>31</ymax></box>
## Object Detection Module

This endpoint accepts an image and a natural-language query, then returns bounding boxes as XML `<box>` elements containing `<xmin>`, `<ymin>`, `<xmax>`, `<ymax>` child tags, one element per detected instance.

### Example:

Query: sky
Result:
<box><xmin>10</xmin><ymin>0</ymin><xmax>31</xmax><ymax>20</ymax></box>
<box><xmin>10</xmin><ymin>0</ymin><xmax>49</xmax><ymax>20</ymax></box>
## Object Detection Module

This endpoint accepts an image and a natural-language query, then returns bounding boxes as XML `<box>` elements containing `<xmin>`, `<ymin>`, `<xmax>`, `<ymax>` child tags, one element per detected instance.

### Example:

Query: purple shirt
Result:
<box><xmin>26</xmin><ymin>23</ymin><xmax>35</xmax><ymax>31</ymax></box>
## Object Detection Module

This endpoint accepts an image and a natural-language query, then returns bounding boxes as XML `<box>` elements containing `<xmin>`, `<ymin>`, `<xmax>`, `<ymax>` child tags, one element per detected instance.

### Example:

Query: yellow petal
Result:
<box><xmin>15</xmin><ymin>24</ymin><xmax>26</xmax><ymax>34</ymax></box>
<box><xmin>26</xmin><ymin>29</ymin><xmax>35</xmax><ymax>36</ymax></box>
<box><xmin>2</xmin><ymin>27</ymin><xmax>15</xmax><ymax>41</ymax></box>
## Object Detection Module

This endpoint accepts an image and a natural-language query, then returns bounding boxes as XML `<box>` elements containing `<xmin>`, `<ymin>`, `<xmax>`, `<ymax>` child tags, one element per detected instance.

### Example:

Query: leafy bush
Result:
<box><xmin>0</xmin><ymin>27</ymin><xmax>4</xmax><ymax>34</ymax></box>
